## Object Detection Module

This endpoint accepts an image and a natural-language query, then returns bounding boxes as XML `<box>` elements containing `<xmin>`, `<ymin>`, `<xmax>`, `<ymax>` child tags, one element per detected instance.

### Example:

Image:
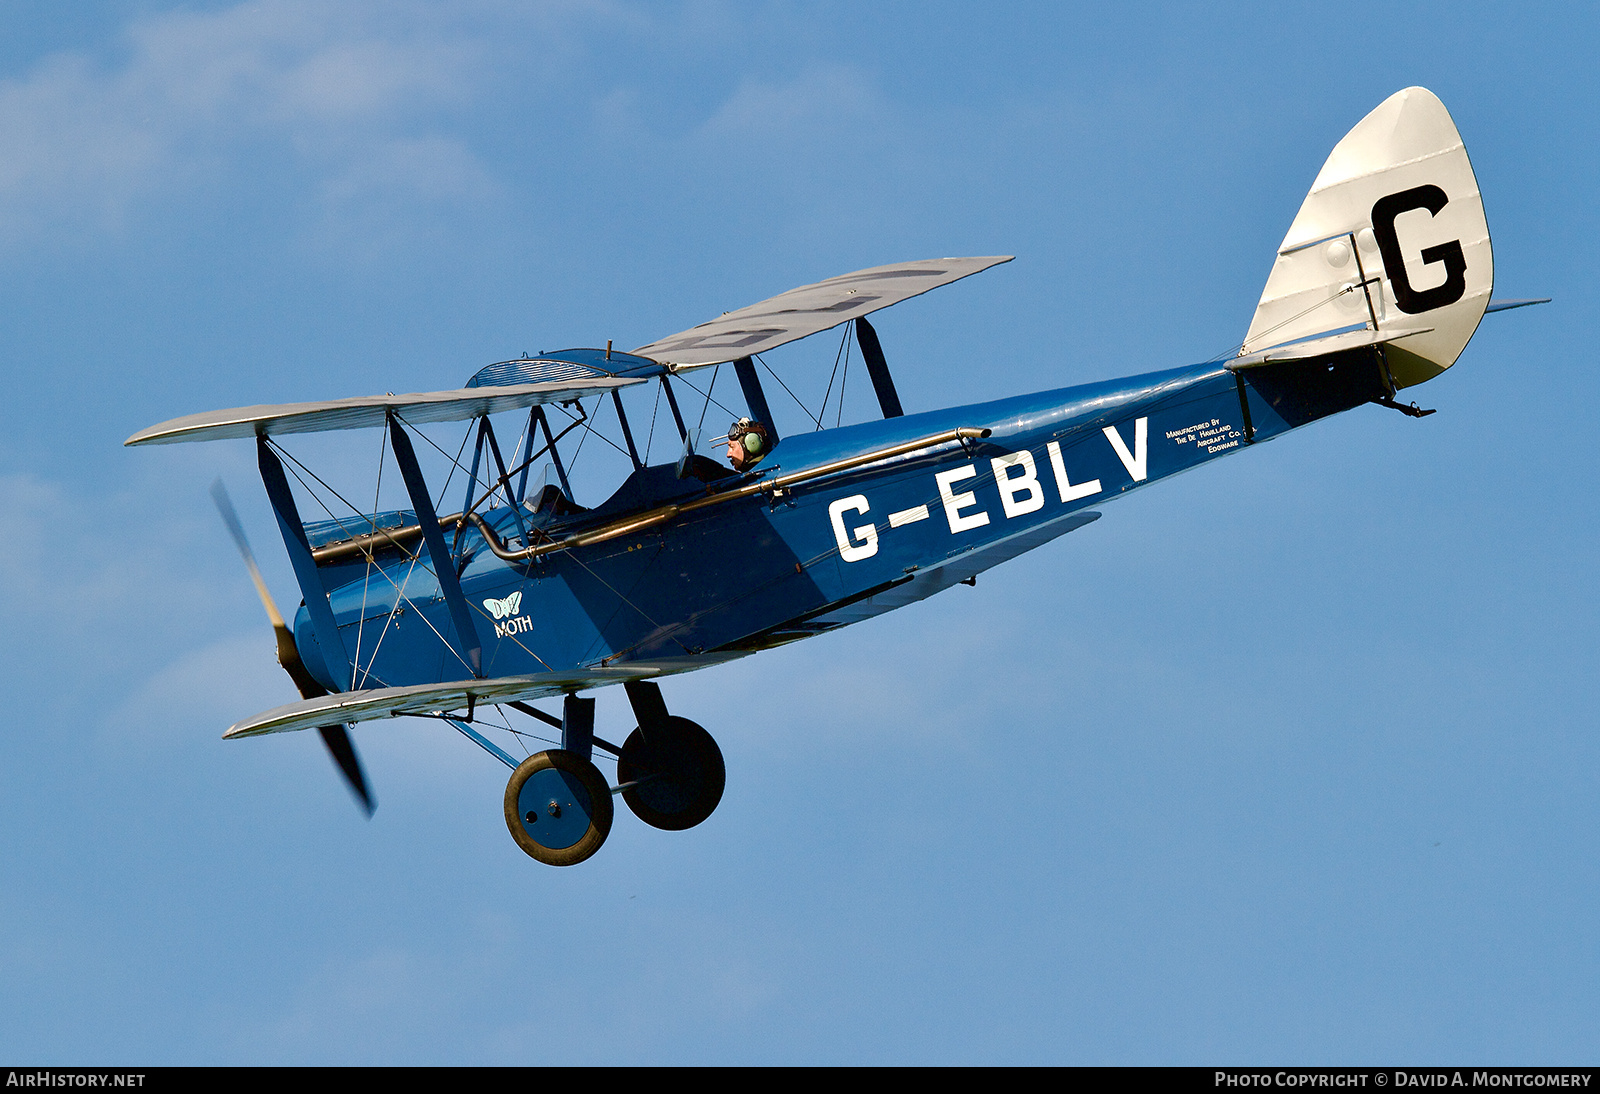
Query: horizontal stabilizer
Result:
<box><xmin>223</xmin><ymin>656</ymin><xmax>744</xmax><ymax>738</ymax></box>
<box><xmin>1485</xmin><ymin>298</ymin><xmax>1551</xmax><ymax>314</ymax></box>
<box><xmin>1228</xmin><ymin>325</ymin><xmax>1434</xmax><ymax>370</ymax></box>
<box><xmin>126</xmin><ymin>376</ymin><xmax>641</xmax><ymax>446</ymax></box>
<box><xmin>633</xmin><ymin>256</ymin><xmax>1013</xmax><ymax>368</ymax></box>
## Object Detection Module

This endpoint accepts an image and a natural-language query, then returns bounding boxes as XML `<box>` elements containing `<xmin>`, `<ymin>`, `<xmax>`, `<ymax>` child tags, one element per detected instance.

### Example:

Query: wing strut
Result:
<box><xmin>456</xmin><ymin>418</ymin><xmax>488</xmax><ymax>555</ymax></box>
<box><xmin>479</xmin><ymin>418</ymin><xmax>530</xmax><ymax>547</ymax></box>
<box><xmin>388</xmin><ymin>415</ymin><xmax>485</xmax><ymax>677</ymax></box>
<box><xmin>854</xmin><ymin>316</ymin><xmax>904</xmax><ymax>419</ymax></box>
<box><xmin>446</xmin><ymin>718</ymin><xmax>519</xmax><ymax>769</ymax></box>
<box><xmin>659</xmin><ymin>375</ymin><xmax>689</xmax><ymax>442</ymax></box>
<box><xmin>733</xmin><ymin>357</ymin><xmax>780</xmax><ymax>445</ymax></box>
<box><xmin>257</xmin><ymin>438</ymin><xmax>355</xmax><ymax>689</ymax></box>
<box><xmin>457</xmin><ymin>418</ymin><xmax>531</xmax><ymax>554</ymax></box>
<box><xmin>535</xmin><ymin>406</ymin><xmax>576</xmax><ymax>500</ymax></box>
<box><xmin>610</xmin><ymin>390</ymin><xmax>643</xmax><ymax>470</ymax></box>
<box><xmin>214</xmin><ymin>476</ymin><xmax>374</xmax><ymax>814</ymax></box>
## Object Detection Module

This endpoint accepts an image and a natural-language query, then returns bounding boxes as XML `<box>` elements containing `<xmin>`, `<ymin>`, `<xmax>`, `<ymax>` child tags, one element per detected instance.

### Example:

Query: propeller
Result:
<box><xmin>211</xmin><ymin>480</ymin><xmax>376</xmax><ymax>816</ymax></box>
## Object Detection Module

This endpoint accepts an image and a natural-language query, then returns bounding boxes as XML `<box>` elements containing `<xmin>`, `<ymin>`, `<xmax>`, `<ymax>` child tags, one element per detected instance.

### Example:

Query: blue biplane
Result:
<box><xmin>128</xmin><ymin>87</ymin><xmax>1540</xmax><ymax>865</ymax></box>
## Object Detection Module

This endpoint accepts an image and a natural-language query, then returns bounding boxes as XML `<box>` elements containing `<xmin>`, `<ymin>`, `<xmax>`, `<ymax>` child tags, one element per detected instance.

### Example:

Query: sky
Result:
<box><xmin>0</xmin><ymin>0</ymin><xmax>1596</xmax><ymax>1065</ymax></box>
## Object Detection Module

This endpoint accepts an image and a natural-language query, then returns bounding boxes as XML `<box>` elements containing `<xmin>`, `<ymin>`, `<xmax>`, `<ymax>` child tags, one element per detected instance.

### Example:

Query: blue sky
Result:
<box><xmin>0</xmin><ymin>0</ymin><xmax>1595</xmax><ymax>1064</ymax></box>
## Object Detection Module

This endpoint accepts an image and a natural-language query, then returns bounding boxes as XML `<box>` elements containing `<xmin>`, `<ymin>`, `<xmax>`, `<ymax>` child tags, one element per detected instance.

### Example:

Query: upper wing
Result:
<box><xmin>222</xmin><ymin>656</ymin><xmax>746</xmax><ymax>738</ymax></box>
<box><xmin>125</xmin><ymin>376</ymin><xmax>641</xmax><ymax>446</ymax></box>
<box><xmin>632</xmin><ymin>256</ymin><xmax>1013</xmax><ymax>368</ymax></box>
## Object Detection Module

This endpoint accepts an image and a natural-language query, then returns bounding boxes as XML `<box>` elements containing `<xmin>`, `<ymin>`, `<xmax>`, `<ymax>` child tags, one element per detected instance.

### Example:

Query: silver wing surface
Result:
<box><xmin>633</xmin><ymin>256</ymin><xmax>1013</xmax><ymax>368</ymax></box>
<box><xmin>125</xmin><ymin>376</ymin><xmax>641</xmax><ymax>446</ymax></box>
<box><xmin>222</xmin><ymin>657</ymin><xmax>746</xmax><ymax>738</ymax></box>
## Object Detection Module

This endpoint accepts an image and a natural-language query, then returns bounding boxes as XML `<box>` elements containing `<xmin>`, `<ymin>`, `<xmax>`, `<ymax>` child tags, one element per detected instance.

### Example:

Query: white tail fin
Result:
<box><xmin>1241</xmin><ymin>88</ymin><xmax>1492</xmax><ymax>389</ymax></box>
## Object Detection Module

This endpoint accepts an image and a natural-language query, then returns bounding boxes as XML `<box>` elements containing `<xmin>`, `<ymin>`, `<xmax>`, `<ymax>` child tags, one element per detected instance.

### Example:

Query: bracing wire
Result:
<box><xmin>642</xmin><ymin>380</ymin><xmax>662</xmax><ymax>464</ymax></box>
<box><xmin>267</xmin><ymin>440</ymin><xmax>371</xmax><ymax>532</ymax></box>
<box><xmin>351</xmin><ymin>416</ymin><xmax>390</xmax><ymax>690</ymax></box>
<box><xmin>269</xmin><ymin>452</ymin><xmax>479</xmax><ymax>684</ymax></box>
<box><xmin>683</xmin><ymin>365</ymin><xmax>738</xmax><ymax>443</ymax></box>
<box><xmin>755</xmin><ymin>352</ymin><xmax>822</xmax><ymax>429</ymax></box>
<box><xmin>394</xmin><ymin>414</ymin><xmax>475</xmax><ymax>511</ymax></box>
<box><xmin>553</xmin><ymin>396</ymin><xmax>635</xmax><ymax>467</ymax></box>
<box><xmin>266</xmin><ymin>410</ymin><xmax>592</xmax><ymax>694</ymax></box>
<box><xmin>835</xmin><ymin>338</ymin><xmax>851</xmax><ymax>428</ymax></box>
<box><xmin>818</xmin><ymin>325</ymin><xmax>850</xmax><ymax>431</ymax></box>
<box><xmin>1204</xmin><ymin>282</ymin><xmax>1366</xmax><ymax>364</ymax></box>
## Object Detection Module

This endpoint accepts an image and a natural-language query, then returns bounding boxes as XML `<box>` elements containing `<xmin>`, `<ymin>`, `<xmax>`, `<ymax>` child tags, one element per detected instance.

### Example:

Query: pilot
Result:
<box><xmin>725</xmin><ymin>417</ymin><xmax>771</xmax><ymax>472</ymax></box>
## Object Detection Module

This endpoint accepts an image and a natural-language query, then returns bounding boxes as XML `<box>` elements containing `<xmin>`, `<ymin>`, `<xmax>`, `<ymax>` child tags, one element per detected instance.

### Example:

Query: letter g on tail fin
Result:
<box><xmin>1240</xmin><ymin>88</ymin><xmax>1492</xmax><ymax>390</ymax></box>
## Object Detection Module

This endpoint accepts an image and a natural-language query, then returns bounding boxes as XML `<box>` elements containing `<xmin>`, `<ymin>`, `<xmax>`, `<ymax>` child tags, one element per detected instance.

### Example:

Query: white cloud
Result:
<box><xmin>0</xmin><ymin>472</ymin><xmax>208</xmax><ymax>621</ymax></box>
<box><xmin>0</xmin><ymin>467</ymin><xmax>275</xmax><ymax>729</ymax></box>
<box><xmin>698</xmin><ymin>64</ymin><xmax>889</xmax><ymax>142</ymax></box>
<box><xmin>595</xmin><ymin>62</ymin><xmax>895</xmax><ymax>165</ymax></box>
<box><xmin>249</xmin><ymin>947</ymin><xmax>435</xmax><ymax>1062</ymax></box>
<box><xmin>0</xmin><ymin>473</ymin><xmax>78</xmax><ymax>603</ymax></box>
<box><xmin>0</xmin><ymin>1</ymin><xmax>499</xmax><ymax>247</ymax></box>
<box><xmin>109</xmin><ymin>631</ymin><xmax>295</xmax><ymax>744</ymax></box>
<box><xmin>309</xmin><ymin>133</ymin><xmax>501</xmax><ymax>253</ymax></box>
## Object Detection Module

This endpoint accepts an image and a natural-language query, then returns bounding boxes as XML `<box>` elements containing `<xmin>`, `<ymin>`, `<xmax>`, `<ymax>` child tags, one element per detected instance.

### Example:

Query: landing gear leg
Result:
<box><xmin>616</xmin><ymin>682</ymin><xmax>725</xmax><ymax>831</ymax></box>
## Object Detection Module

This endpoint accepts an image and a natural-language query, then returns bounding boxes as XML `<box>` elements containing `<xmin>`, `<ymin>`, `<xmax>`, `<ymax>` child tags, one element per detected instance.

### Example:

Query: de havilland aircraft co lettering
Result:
<box><xmin>130</xmin><ymin>87</ymin><xmax>1537</xmax><ymax>868</ymax></box>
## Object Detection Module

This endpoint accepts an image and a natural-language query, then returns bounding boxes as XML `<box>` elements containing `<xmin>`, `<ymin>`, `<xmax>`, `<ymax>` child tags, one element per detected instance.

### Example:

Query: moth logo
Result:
<box><xmin>483</xmin><ymin>591</ymin><xmax>533</xmax><ymax>638</ymax></box>
<box><xmin>483</xmin><ymin>592</ymin><xmax>523</xmax><ymax>619</ymax></box>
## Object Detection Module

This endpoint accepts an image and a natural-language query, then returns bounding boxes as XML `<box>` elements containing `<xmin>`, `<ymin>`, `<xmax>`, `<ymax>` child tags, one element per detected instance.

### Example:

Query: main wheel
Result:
<box><xmin>616</xmin><ymin>717</ymin><xmax>725</xmax><ymax>831</ymax></box>
<box><xmin>503</xmin><ymin>750</ymin><xmax>613</xmax><ymax>866</ymax></box>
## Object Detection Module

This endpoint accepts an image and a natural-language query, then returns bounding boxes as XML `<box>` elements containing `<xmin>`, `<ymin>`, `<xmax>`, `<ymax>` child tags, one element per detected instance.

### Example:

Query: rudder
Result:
<box><xmin>1241</xmin><ymin>88</ymin><xmax>1492</xmax><ymax>389</ymax></box>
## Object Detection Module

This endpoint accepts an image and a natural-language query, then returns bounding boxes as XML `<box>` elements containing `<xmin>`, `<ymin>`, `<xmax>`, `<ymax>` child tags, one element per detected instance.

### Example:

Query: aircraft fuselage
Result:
<box><xmin>295</xmin><ymin>347</ymin><xmax>1392</xmax><ymax>693</ymax></box>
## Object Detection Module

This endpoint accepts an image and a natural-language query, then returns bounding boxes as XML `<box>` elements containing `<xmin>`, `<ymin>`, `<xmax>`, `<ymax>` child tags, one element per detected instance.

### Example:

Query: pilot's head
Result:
<box><xmin>726</xmin><ymin>417</ymin><xmax>770</xmax><ymax>472</ymax></box>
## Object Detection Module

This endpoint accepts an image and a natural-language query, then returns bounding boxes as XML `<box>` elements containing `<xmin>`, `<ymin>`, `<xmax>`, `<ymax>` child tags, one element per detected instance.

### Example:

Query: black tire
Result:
<box><xmin>616</xmin><ymin>717</ymin><xmax>725</xmax><ymax>831</ymax></box>
<box><xmin>503</xmin><ymin>749</ymin><xmax>613</xmax><ymax>866</ymax></box>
